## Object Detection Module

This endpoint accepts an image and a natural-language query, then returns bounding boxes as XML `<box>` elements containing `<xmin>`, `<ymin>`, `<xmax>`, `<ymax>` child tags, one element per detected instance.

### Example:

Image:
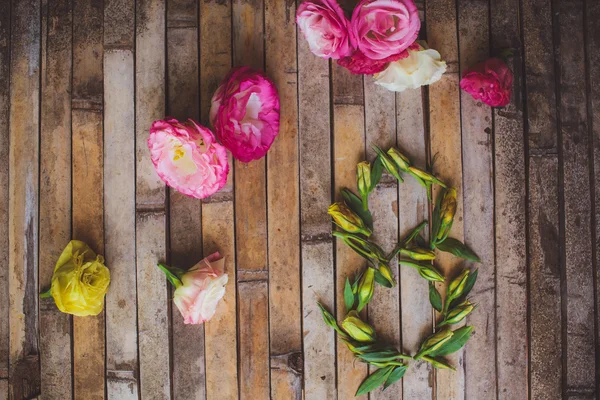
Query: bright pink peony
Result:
<box><xmin>297</xmin><ymin>0</ymin><xmax>353</xmax><ymax>60</ymax></box>
<box><xmin>337</xmin><ymin>42</ymin><xmax>419</xmax><ymax>74</ymax></box>
<box><xmin>173</xmin><ymin>252</ymin><xmax>229</xmax><ymax>325</ymax></box>
<box><xmin>148</xmin><ymin>118</ymin><xmax>229</xmax><ymax>199</ymax></box>
<box><xmin>350</xmin><ymin>0</ymin><xmax>420</xmax><ymax>61</ymax></box>
<box><xmin>460</xmin><ymin>58</ymin><xmax>513</xmax><ymax>107</ymax></box>
<box><xmin>210</xmin><ymin>67</ymin><xmax>280</xmax><ymax>163</ymax></box>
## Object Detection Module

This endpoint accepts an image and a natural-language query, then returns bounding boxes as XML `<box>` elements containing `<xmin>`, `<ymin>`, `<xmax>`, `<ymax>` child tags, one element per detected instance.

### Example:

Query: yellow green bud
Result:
<box><xmin>447</xmin><ymin>269</ymin><xmax>469</xmax><ymax>301</ymax></box>
<box><xmin>387</xmin><ymin>148</ymin><xmax>411</xmax><ymax>172</ymax></box>
<box><xmin>357</xmin><ymin>161</ymin><xmax>372</xmax><ymax>199</ymax></box>
<box><xmin>442</xmin><ymin>301</ymin><xmax>475</xmax><ymax>326</ymax></box>
<box><xmin>408</xmin><ymin>167</ymin><xmax>447</xmax><ymax>188</ymax></box>
<box><xmin>415</xmin><ymin>328</ymin><xmax>454</xmax><ymax>359</ymax></box>
<box><xmin>357</xmin><ymin>267</ymin><xmax>375</xmax><ymax>311</ymax></box>
<box><xmin>378</xmin><ymin>263</ymin><xmax>396</xmax><ymax>287</ymax></box>
<box><xmin>400</xmin><ymin>247</ymin><xmax>436</xmax><ymax>261</ymax></box>
<box><xmin>342</xmin><ymin>310</ymin><xmax>376</xmax><ymax>343</ymax></box>
<box><xmin>328</xmin><ymin>202</ymin><xmax>372</xmax><ymax>237</ymax></box>
<box><xmin>437</xmin><ymin>188</ymin><xmax>457</xmax><ymax>240</ymax></box>
<box><xmin>418</xmin><ymin>265</ymin><xmax>445</xmax><ymax>282</ymax></box>
<box><xmin>373</xmin><ymin>145</ymin><xmax>404</xmax><ymax>182</ymax></box>
<box><xmin>421</xmin><ymin>355</ymin><xmax>456</xmax><ymax>370</ymax></box>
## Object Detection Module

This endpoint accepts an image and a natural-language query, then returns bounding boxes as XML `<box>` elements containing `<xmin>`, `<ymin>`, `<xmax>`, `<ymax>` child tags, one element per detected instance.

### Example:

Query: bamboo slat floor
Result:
<box><xmin>1</xmin><ymin>0</ymin><xmax>599</xmax><ymax>399</ymax></box>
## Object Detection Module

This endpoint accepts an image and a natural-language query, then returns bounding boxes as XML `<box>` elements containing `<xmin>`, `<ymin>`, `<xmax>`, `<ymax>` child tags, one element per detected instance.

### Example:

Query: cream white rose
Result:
<box><xmin>373</xmin><ymin>43</ymin><xmax>447</xmax><ymax>92</ymax></box>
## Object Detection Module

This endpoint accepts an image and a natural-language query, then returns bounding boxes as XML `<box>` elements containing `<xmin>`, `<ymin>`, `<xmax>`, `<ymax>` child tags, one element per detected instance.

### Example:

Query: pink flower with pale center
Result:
<box><xmin>350</xmin><ymin>0</ymin><xmax>420</xmax><ymax>61</ymax></box>
<box><xmin>337</xmin><ymin>42</ymin><xmax>419</xmax><ymax>74</ymax></box>
<box><xmin>296</xmin><ymin>0</ymin><xmax>353</xmax><ymax>60</ymax></box>
<box><xmin>210</xmin><ymin>67</ymin><xmax>280</xmax><ymax>163</ymax></box>
<box><xmin>460</xmin><ymin>58</ymin><xmax>513</xmax><ymax>107</ymax></box>
<box><xmin>148</xmin><ymin>118</ymin><xmax>229</xmax><ymax>199</ymax></box>
<box><xmin>173</xmin><ymin>252</ymin><xmax>229</xmax><ymax>325</ymax></box>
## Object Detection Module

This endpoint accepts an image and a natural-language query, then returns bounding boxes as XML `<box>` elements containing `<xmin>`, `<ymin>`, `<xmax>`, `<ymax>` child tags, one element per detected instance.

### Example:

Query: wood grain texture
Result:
<box><xmin>265</xmin><ymin>1</ymin><xmax>302</xmax><ymax>399</ymax></box>
<box><xmin>167</xmin><ymin>1</ymin><xmax>206</xmax><ymax>398</ymax></box>
<box><xmin>364</xmin><ymin>78</ymin><xmax>401</xmax><ymax>400</ymax></box>
<box><xmin>490</xmin><ymin>0</ymin><xmax>528</xmax><ymax>398</ymax></box>
<box><xmin>136</xmin><ymin>1</ymin><xmax>171</xmax><ymax>399</ymax></box>
<box><xmin>457</xmin><ymin>1</ymin><xmax>498</xmax><ymax>398</ymax></box>
<box><xmin>297</xmin><ymin>36</ymin><xmax>336</xmax><ymax>399</ymax></box>
<box><xmin>199</xmin><ymin>2</ymin><xmax>239</xmax><ymax>399</ymax></box>
<box><xmin>0</xmin><ymin>0</ymin><xmax>9</xmax><ymax>393</ymax></box>
<box><xmin>397</xmin><ymin>88</ymin><xmax>433</xmax><ymax>400</ymax></box>
<box><xmin>557</xmin><ymin>0</ymin><xmax>596</xmax><ymax>394</ymax></box>
<box><xmin>232</xmin><ymin>1</ymin><xmax>270</xmax><ymax>398</ymax></box>
<box><xmin>39</xmin><ymin>0</ymin><xmax>73</xmax><ymax>397</ymax></box>
<box><xmin>104</xmin><ymin>2</ymin><xmax>138</xmax><ymax>392</ymax></box>
<box><xmin>8</xmin><ymin>0</ymin><xmax>42</xmax><ymax>397</ymax></box>
<box><xmin>529</xmin><ymin>156</ymin><xmax>562</xmax><ymax>400</ymax></box>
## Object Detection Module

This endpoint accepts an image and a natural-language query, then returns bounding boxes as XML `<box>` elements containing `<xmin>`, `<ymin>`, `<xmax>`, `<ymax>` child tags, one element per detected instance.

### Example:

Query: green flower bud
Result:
<box><xmin>378</xmin><ymin>263</ymin><xmax>397</xmax><ymax>287</ymax></box>
<box><xmin>415</xmin><ymin>328</ymin><xmax>454</xmax><ymax>359</ymax></box>
<box><xmin>437</xmin><ymin>188</ymin><xmax>457</xmax><ymax>241</ymax></box>
<box><xmin>373</xmin><ymin>145</ymin><xmax>404</xmax><ymax>182</ymax></box>
<box><xmin>441</xmin><ymin>300</ymin><xmax>475</xmax><ymax>326</ymax></box>
<box><xmin>333</xmin><ymin>231</ymin><xmax>380</xmax><ymax>261</ymax></box>
<box><xmin>328</xmin><ymin>202</ymin><xmax>372</xmax><ymax>237</ymax></box>
<box><xmin>357</xmin><ymin>267</ymin><xmax>376</xmax><ymax>311</ymax></box>
<box><xmin>418</xmin><ymin>265</ymin><xmax>445</xmax><ymax>282</ymax></box>
<box><xmin>357</xmin><ymin>161</ymin><xmax>372</xmax><ymax>202</ymax></box>
<box><xmin>387</xmin><ymin>148</ymin><xmax>411</xmax><ymax>172</ymax></box>
<box><xmin>342</xmin><ymin>310</ymin><xmax>376</xmax><ymax>343</ymax></box>
<box><xmin>421</xmin><ymin>355</ymin><xmax>456</xmax><ymax>370</ymax></box>
<box><xmin>408</xmin><ymin>167</ymin><xmax>447</xmax><ymax>188</ymax></box>
<box><xmin>400</xmin><ymin>247</ymin><xmax>436</xmax><ymax>261</ymax></box>
<box><xmin>447</xmin><ymin>269</ymin><xmax>469</xmax><ymax>302</ymax></box>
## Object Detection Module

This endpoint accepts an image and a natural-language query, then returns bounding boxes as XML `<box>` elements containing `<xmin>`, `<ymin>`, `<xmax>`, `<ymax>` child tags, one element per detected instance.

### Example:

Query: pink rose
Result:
<box><xmin>172</xmin><ymin>252</ymin><xmax>229</xmax><ymax>325</ymax></box>
<box><xmin>148</xmin><ymin>118</ymin><xmax>229</xmax><ymax>199</ymax></box>
<box><xmin>337</xmin><ymin>42</ymin><xmax>419</xmax><ymax>74</ymax></box>
<box><xmin>297</xmin><ymin>0</ymin><xmax>353</xmax><ymax>60</ymax></box>
<box><xmin>210</xmin><ymin>67</ymin><xmax>280</xmax><ymax>163</ymax></box>
<box><xmin>460</xmin><ymin>58</ymin><xmax>513</xmax><ymax>107</ymax></box>
<box><xmin>350</xmin><ymin>0</ymin><xmax>420</xmax><ymax>61</ymax></box>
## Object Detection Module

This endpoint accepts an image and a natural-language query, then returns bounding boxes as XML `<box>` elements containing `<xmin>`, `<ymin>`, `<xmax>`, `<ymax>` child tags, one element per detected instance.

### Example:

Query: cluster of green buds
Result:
<box><xmin>328</xmin><ymin>202</ymin><xmax>372</xmax><ymax>237</ymax></box>
<box><xmin>436</xmin><ymin>269</ymin><xmax>478</xmax><ymax>325</ymax></box>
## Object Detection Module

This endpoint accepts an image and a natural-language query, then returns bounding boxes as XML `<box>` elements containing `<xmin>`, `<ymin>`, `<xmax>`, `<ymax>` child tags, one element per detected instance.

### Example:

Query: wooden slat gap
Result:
<box><xmin>104</xmin><ymin>44</ymin><xmax>134</xmax><ymax>52</ymax></box>
<box><xmin>72</xmin><ymin>99</ymin><xmax>103</xmax><ymax>111</ymax></box>
<box><xmin>300</xmin><ymin>233</ymin><xmax>332</xmax><ymax>244</ymax></box>
<box><xmin>202</xmin><ymin>190</ymin><xmax>233</xmax><ymax>204</ymax></box>
<box><xmin>238</xmin><ymin>269</ymin><xmax>269</xmax><ymax>283</ymax></box>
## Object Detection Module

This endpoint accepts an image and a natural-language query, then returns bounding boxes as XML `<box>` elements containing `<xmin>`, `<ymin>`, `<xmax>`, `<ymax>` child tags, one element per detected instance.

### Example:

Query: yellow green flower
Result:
<box><xmin>342</xmin><ymin>310</ymin><xmax>376</xmax><ymax>342</ymax></box>
<box><xmin>328</xmin><ymin>202</ymin><xmax>372</xmax><ymax>236</ymax></box>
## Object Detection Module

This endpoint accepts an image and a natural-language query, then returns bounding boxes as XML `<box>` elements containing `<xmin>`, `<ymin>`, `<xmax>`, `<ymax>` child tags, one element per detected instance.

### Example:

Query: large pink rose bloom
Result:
<box><xmin>338</xmin><ymin>42</ymin><xmax>419</xmax><ymax>74</ymax></box>
<box><xmin>460</xmin><ymin>58</ymin><xmax>513</xmax><ymax>107</ymax></box>
<box><xmin>296</xmin><ymin>0</ymin><xmax>353</xmax><ymax>60</ymax></box>
<box><xmin>173</xmin><ymin>253</ymin><xmax>229</xmax><ymax>325</ymax></box>
<box><xmin>148</xmin><ymin>118</ymin><xmax>229</xmax><ymax>199</ymax></box>
<box><xmin>350</xmin><ymin>0</ymin><xmax>420</xmax><ymax>61</ymax></box>
<box><xmin>210</xmin><ymin>67</ymin><xmax>280</xmax><ymax>163</ymax></box>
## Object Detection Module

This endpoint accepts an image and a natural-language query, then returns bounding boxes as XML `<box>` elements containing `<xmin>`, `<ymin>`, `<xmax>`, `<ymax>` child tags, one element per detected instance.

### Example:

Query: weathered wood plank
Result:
<box><xmin>364</xmin><ymin>78</ymin><xmax>401</xmax><ymax>400</ymax></box>
<box><xmin>232</xmin><ymin>1</ymin><xmax>270</xmax><ymax>398</ymax></box>
<box><xmin>557</xmin><ymin>0</ymin><xmax>596</xmax><ymax>394</ymax></box>
<box><xmin>8</xmin><ymin>0</ymin><xmax>41</xmax><ymax>397</ymax></box>
<box><xmin>136</xmin><ymin>1</ymin><xmax>171</xmax><ymax>399</ymax></box>
<box><xmin>426</xmin><ymin>0</ymin><xmax>465</xmax><ymax>398</ymax></box>
<box><xmin>457</xmin><ymin>1</ymin><xmax>497</xmax><ymax>398</ymax></box>
<box><xmin>397</xmin><ymin>88</ymin><xmax>433</xmax><ymax>399</ymax></box>
<box><xmin>0</xmin><ymin>0</ymin><xmax>9</xmax><ymax>394</ymax></box>
<box><xmin>104</xmin><ymin>0</ymin><xmax>137</xmax><ymax>396</ymax></box>
<box><xmin>333</xmin><ymin>61</ymin><xmax>367</xmax><ymax>398</ymax></box>
<box><xmin>39</xmin><ymin>0</ymin><xmax>72</xmax><ymax>398</ymax></box>
<box><xmin>490</xmin><ymin>0</ymin><xmax>528</xmax><ymax>399</ymax></box>
<box><xmin>199</xmin><ymin>2</ymin><xmax>239</xmax><ymax>399</ymax></box>
<box><xmin>529</xmin><ymin>155</ymin><xmax>562</xmax><ymax>400</ymax></box>
<box><xmin>297</xmin><ymin>35</ymin><xmax>336</xmax><ymax>399</ymax></box>
<box><xmin>72</xmin><ymin>1</ymin><xmax>105</xmax><ymax>398</ymax></box>
<box><xmin>265</xmin><ymin>1</ymin><xmax>302</xmax><ymax>399</ymax></box>
<box><xmin>167</xmin><ymin>1</ymin><xmax>206</xmax><ymax>398</ymax></box>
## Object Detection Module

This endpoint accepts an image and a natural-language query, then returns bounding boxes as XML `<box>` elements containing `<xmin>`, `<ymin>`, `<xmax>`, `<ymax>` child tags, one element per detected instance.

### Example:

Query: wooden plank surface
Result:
<box><xmin>104</xmin><ymin>0</ymin><xmax>137</xmax><ymax>397</ymax></box>
<box><xmin>136</xmin><ymin>1</ymin><xmax>171</xmax><ymax>399</ymax></box>
<box><xmin>297</xmin><ymin>28</ymin><xmax>336</xmax><ymax>400</ymax></box>
<box><xmin>199</xmin><ymin>1</ymin><xmax>239</xmax><ymax>399</ymax></box>
<box><xmin>39</xmin><ymin>0</ymin><xmax>73</xmax><ymax>398</ymax></box>
<box><xmin>265</xmin><ymin>1</ymin><xmax>303</xmax><ymax>399</ymax></box>
<box><xmin>8</xmin><ymin>0</ymin><xmax>41</xmax><ymax>397</ymax></box>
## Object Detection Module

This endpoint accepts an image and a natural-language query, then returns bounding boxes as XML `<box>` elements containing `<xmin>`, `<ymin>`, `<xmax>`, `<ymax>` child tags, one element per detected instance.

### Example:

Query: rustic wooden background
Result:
<box><xmin>1</xmin><ymin>0</ymin><xmax>598</xmax><ymax>398</ymax></box>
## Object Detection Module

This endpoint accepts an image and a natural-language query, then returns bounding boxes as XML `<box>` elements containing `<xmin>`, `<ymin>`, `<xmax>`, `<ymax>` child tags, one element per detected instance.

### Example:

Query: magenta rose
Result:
<box><xmin>297</xmin><ymin>0</ymin><xmax>353</xmax><ymax>60</ymax></box>
<box><xmin>210</xmin><ymin>67</ymin><xmax>280</xmax><ymax>163</ymax></box>
<box><xmin>337</xmin><ymin>42</ymin><xmax>419</xmax><ymax>74</ymax></box>
<box><xmin>460</xmin><ymin>58</ymin><xmax>513</xmax><ymax>107</ymax></box>
<box><xmin>350</xmin><ymin>0</ymin><xmax>420</xmax><ymax>61</ymax></box>
<box><xmin>148</xmin><ymin>118</ymin><xmax>229</xmax><ymax>199</ymax></box>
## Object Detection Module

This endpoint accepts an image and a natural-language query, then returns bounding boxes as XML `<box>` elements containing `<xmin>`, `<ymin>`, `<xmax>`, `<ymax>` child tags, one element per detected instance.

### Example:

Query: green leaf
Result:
<box><xmin>435</xmin><ymin>238</ymin><xmax>481</xmax><ymax>262</ymax></box>
<box><xmin>157</xmin><ymin>264</ymin><xmax>183</xmax><ymax>289</ymax></box>
<box><xmin>374</xmin><ymin>269</ymin><xmax>394</xmax><ymax>288</ymax></box>
<box><xmin>356</xmin><ymin>366</ymin><xmax>394</xmax><ymax>396</ymax></box>
<box><xmin>428</xmin><ymin>282</ymin><xmax>443</xmax><ymax>312</ymax></box>
<box><xmin>383</xmin><ymin>365</ymin><xmax>408</xmax><ymax>390</ymax></box>
<box><xmin>341</xmin><ymin>188</ymin><xmax>374</xmax><ymax>230</ymax></box>
<box><xmin>344</xmin><ymin>278</ymin><xmax>355</xmax><ymax>311</ymax></box>
<box><xmin>370</xmin><ymin>155</ymin><xmax>384</xmax><ymax>192</ymax></box>
<box><xmin>429</xmin><ymin>326</ymin><xmax>474</xmax><ymax>357</ymax></box>
<box><xmin>431</xmin><ymin>189</ymin><xmax>444</xmax><ymax>241</ymax></box>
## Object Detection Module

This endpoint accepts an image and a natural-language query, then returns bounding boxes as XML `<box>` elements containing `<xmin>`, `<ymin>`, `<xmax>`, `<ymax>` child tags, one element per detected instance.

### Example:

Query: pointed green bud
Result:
<box><xmin>408</xmin><ymin>167</ymin><xmax>447</xmax><ymax>188</ymax></box>
<box><xmin>378</xmin><ymin>263</ymin><xmax>397</xmax><ymax>287</ymax></box>
<box><xmin>421</xmin><ymin>355</ymin><xmax>456</xmax><ymax>370</ymax></box>
<box><xmin>400</xmin><ymin>247</ymin><xmax>436</xmax><ymax>261</ymax></box>
<box><xmin>372</xmin><ymin>145</ymin><xmax>404</xmax><ymax>182</ymax></box>
<box><xmin>342</xmin><ymin>310</ymin><xmax>376</xmax><ymax>343</ymax></box>
<box><xmin>415</xmin><ymin>328</ymin><xmax>454</xmax><ymax>359</ymax></box>
<box><xmin>357</xmin><ymin>267</ymin><xmax>376</xmax><ymax>311</ymax></box>
<box><xmin>441</xmin><ymin>300</ymin><xmax>476</xmax><ymax>326</ymax></box>
<box><xmin>333</xmin><ymin>231</ymin><xmax>380</xmax><ymax>261</ymax></box>
<box><xmin>328</xmin><ymin>202</ymin><xmax>372</xmax><ymax>236</ymax></box>
<box><xmin>447</xmin><ymin>269</ymin><xmax>469</xmax><ymax>302</ymax></box>
<box><xmin>437</xmin><ymin>188</ymin><xmax>457</xmax><ymax>241</ymax></box>
<box><xmin>357</xmin><ymin>161</ymin><xmax>372</xmax><ymax>206</ymax></box>
<box><xmin>418</xmin><ymin>265</ymin><xmax>445</xmax><ymax>282</ymax></box>
<box><xmin>387</xmin><ymin>148</ymin><xmax>411</xmax><ymax>172</ymax></box>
